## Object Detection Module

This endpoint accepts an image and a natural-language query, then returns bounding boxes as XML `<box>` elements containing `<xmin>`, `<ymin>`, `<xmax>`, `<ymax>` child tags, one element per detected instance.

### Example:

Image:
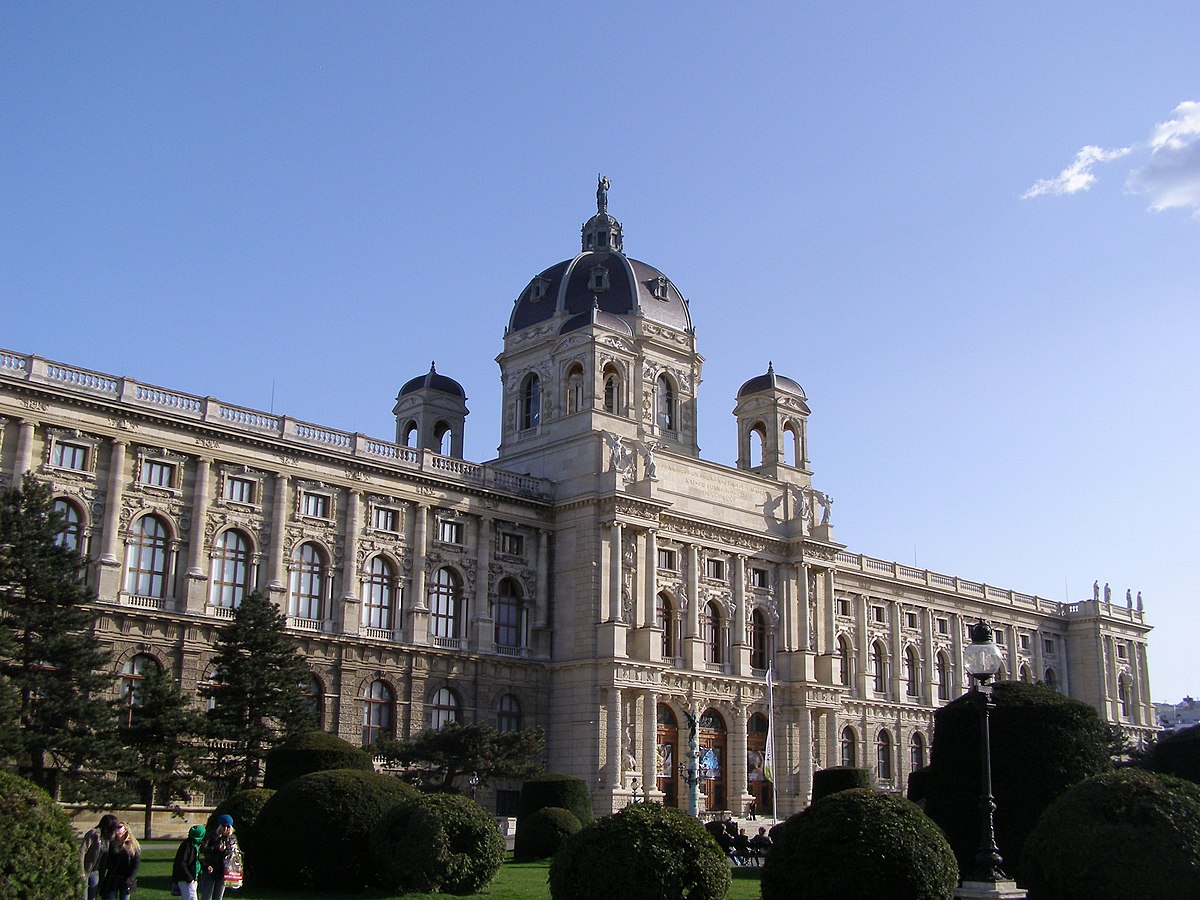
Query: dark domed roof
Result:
<box><xmin>507</xmin><ymin>178</ymin><xmax>693</xmax><ymax>336</ymax></box>
<box><xmin>737</xmin><ymin>362</ymin><xmax>805</xmax><ymax>399</ymax></box>
<box><xmin>398</xmin><ymin>362</ymin><xmax>466</xmax><ymax>398</ymax></box>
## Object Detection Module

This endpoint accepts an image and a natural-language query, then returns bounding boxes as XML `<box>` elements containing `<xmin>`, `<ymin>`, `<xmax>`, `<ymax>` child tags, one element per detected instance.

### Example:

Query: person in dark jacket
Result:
<box><xmin>172</xmin><ymin>825</ymin><xmax>206</xmax><ymax>900</ymax></box>
<box><xmin>80</xmin><ymin>814</ymin><xmax>119</xmax><ymax>900</ymax></box>
<box><xmin>98</xmin><ymin>823</ymin><xmax>140</xmax><ymax>900</ymax></box>
<box><xmin>198</xmin><ymin>814</ymin><xmax>239</xmax><ymax>900</ymax></box>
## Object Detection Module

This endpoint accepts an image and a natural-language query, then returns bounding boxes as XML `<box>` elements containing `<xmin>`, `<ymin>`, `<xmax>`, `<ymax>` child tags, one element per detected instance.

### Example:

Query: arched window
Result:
<box><xmin>655</xmin><ymin>375</ymin><xmax>676</xmax><ymax>431</ymax></box>
<box><xmin>603</xmin><ymin>365</ymin><xmax>621</xmax><ymax>414</ymax></box>
<box><xmin>430</xmin><ymin>567</ymin><xmax>463</xmax><ymax>641</ymax></box>
<box><xmin>871</xmin><ymin>642</ymin><xmax>888</xmax><ymax>695</ymax></box>
<box><xmin>401</xmin><ymin>420</ymin><xmax>418</xmax><ymax>447</ymax></box>
<box><xmin>750</xmin><ymin>608</ymin><xmax>769</xmax><ymax>671</ymax></box>
<box><xmin>1044</xmin><ymin>667</ymin><xmax>1058</xmax><ymax>691</ymax></box>
<box><xmin>876</xmin><ymin>729</ymin><xmax>893</xmax><ymax>780</ymax></box>
<box><xmin>749</xmin><ymin>423</ymin><xmax>766</xmax><ymax>467</ymax></box>
<box><xmin>1118</xmin><ymin>674</ymin><xmax>1132</xmax><ymax>719</ymax></box>
<box><xmin>520</xmin><ymin>374</ymin><xmax>541</xmax><ymax>430</ymax></box>
<box><xmin>288</xmin><ymin>542</ymin><xmax>327</xmax><ymax>620</ymax></box>
<box><xmin>910</xmin><ymin>732</ymin><xmax>927</xmax><ymax>771</ymax></box>
<box><xmin>840</xmin><ymin>726</ymin><xmax>857</xmax><ymax>767</ymax></box>
<box><xmin>434</xmin><ymin>421</ymin><xmax>451</xmax><ymax>455</ymax></box>
<box><xmin>783</xmin><ymin>421</ymin><xmax>802</xmax><ymax>467</ymax></box>
<box><xmin>936</xmin><ymin>651</ymin><xmax>951</xmax><ymax>701</ymax></box>
<box><xmin>494</xmin><ymin>578</ymin><xmax>524</xmax><ymax>650</ymax></box>
<box><xmin>124</xmin><ymin>514</ymin><xmax>170</xmax><ymax>598</ymax></box>
<box><xmin>838</xmin><ymin>634</ymin><xmax>853</xmax><ymax>686</ymax></box>
<box><xmin>53</xmin><ymin>498</ymin><xmax>84</xmax><ymax>553</ymax></box>
<box><xmin>305</xmin><ymin>673</ymin><xmax>325</xmax><ymax>730</ymax></box>
<box><xmin>497</xmin><ymin>693</ymin><xmax>522</xmax><ymax>733</ymax></box>
<box><xmin>703</xmin><ymin>600</ymin><xmax>724</xmax><ymax>665</ymax></box>
<box><xmin>905</xmin><ymin>646</ymin><xmax>920</xmax><ymax>698</ymax></box>
<box><xmin>209</xmin><ymin>529</ymin><xmax>251</xmax><ymax>609</ymax></box>
<box><xmin>119</xmin><ymin>654</ymin><xmax>160</xmax><ymax>728</ymax></box>
<box><xmin>565</xmin><ymin>364</ymin><xmax>584</xmax><ymax>415</ymax></box>
<box><xmin>656</xmin><ymin>593</ymin><xmax>676</xmax><ymax>659</ymax></box>
<box><xmin>362</xmin><ymin>555</ymin><xmax>397</xmax><ymax>631</ymax></box>
<box><xmin>1020</xmin><ymin>664</ymin><xmax>1033</xmax><ymax>683</ymax></box>
<box><xmin>431</xmin><ymin>687</ymin><xmax>460</xmax><ymax>730</ymax></box>
<box><xmin>361</xmin><ymin>680</ymin><xmax>393</xmax><ymax>747</ymax></box>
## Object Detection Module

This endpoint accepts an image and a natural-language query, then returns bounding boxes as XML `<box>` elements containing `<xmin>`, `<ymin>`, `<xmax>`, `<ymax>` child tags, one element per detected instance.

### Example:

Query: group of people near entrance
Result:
<box><xmin>79</xmin><ymin>813</ymin><xmax>240</xmax><ymax>900</ymax></box>
<box><xmin>707</xmin><ymin>817</ymin><xmax>773</xmax><ymax>866</ymax></box>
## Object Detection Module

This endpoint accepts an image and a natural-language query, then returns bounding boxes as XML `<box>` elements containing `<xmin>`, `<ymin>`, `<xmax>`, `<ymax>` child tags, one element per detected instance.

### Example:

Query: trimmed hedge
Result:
<box><xmin>1022</xmin><ymin>768</ymin><xmax>1200</xmax><ymax>899</ymax></box>
<box><xmin>263</xmin><ymin>729</ymin><xmax>375</xmax><ymax>789</ymax></box>
<box><xmin>548</xmin><ymin>802</ymin><xmax>730</xmax><ymax>900</ymax></box>
<box><xmin>922</xmin><ymin>681</ymin><xmax>1111</xmax><ymax>884</ymax></box>
<box><xmin>207</xmin><ymin>787</ymin><xmax>274</xmax><ymax>876</ymax></box>
<box><xmin>515</xmin><ymin>773</ymin><xmax>593</xmax><ymax>861</ymax></box>
<box><xmin>761</xmin><ymin>789</ymin><xmax>957</xmax><ymax>900</ymax></box>
<box><xmin>370</xmin><ymin>792</ymin><xmax>504</xmax><ymax>895</ymax></box>
<box><xmin>254</xmin><ymin>768</ymin><xmax>418</xmax><ymax>890</ymax></box>
<box><xmin>515</xmin><ymin>806</ymin><xmax>582</xmax><ymax>860</ymax></box>
<box><xmin>1144</xmin><ymin>723</ymin><xmax>1200</xmax><ymax>784</ymax></box>
<box><xmin>0</xmin><ymin>771</ymin><xmax>78</xmax><ymax>900</ymax></box>
<box><xmin>810</xmin><ymin>766</ymin><xmax>872</xmax><ymax>803</ymax></box>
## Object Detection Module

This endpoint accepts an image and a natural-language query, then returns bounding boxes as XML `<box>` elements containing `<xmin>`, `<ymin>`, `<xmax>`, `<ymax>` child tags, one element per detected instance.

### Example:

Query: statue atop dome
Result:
<box><xmin>597</xmin><ymin>174</ymin><xmax>611</xmax><ymax>215</ymax></box>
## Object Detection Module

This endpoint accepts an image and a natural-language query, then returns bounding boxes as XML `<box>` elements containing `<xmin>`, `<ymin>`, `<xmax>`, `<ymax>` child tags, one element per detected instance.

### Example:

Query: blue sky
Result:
<box><xmin>3</xmin><ymin>3</ymin><xmax>1197</xmax><ymax>703</ymax></box>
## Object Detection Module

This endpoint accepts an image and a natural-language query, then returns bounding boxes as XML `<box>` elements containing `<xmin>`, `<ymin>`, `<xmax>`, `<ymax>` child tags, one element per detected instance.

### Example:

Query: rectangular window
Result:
<box><xmin>223</xmin><ymin>476</ymin><xmax>256</xmax><ymax>504</ymax></box>
<box><xmin>995</xmin><ymin>631</ymin><xmax>1006</xmax><ymax>646</ymax></box>
<box><xmin>141</xmin><ymin>460</ymin><xmax>176</xmax><ymax>488</ymax></box>
<box><xmin>301</xmin><ymin>492</ymin><xmax>330</xmax><ymax>519</ymax></box>
<box><xmin>905</xmin><ymin>611</ymin><xmax>918</xmax><ymax>629</ymax></box>
<box><xmin>439</xmin><ymin>519</ymin><xmax>464</xmax><ymax>545</ymax></box>
<box><xmin>657</xmin><ymin>548</ymin><xmax>677</xmax><ymax>571</ymax></box>
<box><xmin>500</xmin><ymin>532</ymin><xmax>524</xmax><ymax>556</ymax></box>
<box><xmin>705</xmin><ymin>558</ymin><xmax>726</xmax><ymax>581</ymax></box>
<box><xmin>51</xmin><ymin>441</ymin><xmax>89</xmax><ymax>471</ymax></box>
<box><xmin>1020</xmin><ymin>634</ymin><xmax>1031</xmax><ymax>650</ymax></box>
<box><xmin>1117</xmin><ymin>643</ymin><xmax>1128</xmax><ymax>660</ymax></box>
<box><xmin>873</xmin><ymin>606</ymin><xmax>885</xmax><ymax>623</ymax></box>
<box><xmin>1043</xmin><ymin>638</ymin><xmax>1055</xmax><ymax>655</ymax></box>
<box><xmin>751</xmin><ymin>567</ymin><xmax>770</xmax><ymax>589</ymax></box>
<box><xmin>837</xmin><ymin>597</ymin><xmax>851</xmax><ymax>617</ymax></box>
<box><xmin>373</xmin><ymin>507</ymin><xmax>399</xmax><ymax>533</ymax></box>
<box><xmin>937</xmin><ymin>617</ymin><xmax>949</xmax><ymax>635</ymax></box>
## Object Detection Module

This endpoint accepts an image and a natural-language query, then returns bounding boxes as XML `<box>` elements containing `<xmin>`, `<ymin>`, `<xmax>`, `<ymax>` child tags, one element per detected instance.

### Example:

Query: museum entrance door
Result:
<box><xmin>699</xmin><ymin>708</ymin><xmax>727</xmax><ymax>812</ymax></box>
<box><xmin>656</xmin><ymin>704</ymin><xmax>679</xmax><ymax>808</ymax></box>
<box><xmin>747</xmin><ymin>712</ymin><xmax>773</xmax><ymax>816</ymax></box>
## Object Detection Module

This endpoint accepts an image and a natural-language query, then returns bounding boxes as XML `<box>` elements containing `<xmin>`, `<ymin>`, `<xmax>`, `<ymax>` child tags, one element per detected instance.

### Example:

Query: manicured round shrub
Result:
<box><xmin>206</xmin><ymin>787</ymin><xmax>274</xmax><ymax>874</ymax></box>
<box><xmin>254</xmin><ymin>768</ymin><xmax>418</xmax><ymax>890</ymax></box>
<box><xmin>761</xmin><ymin>789</ymin><xmax>957</xmax><ymax>900</ymax></box>
<box><xmin>810</xmin><ymin>766</ymin><xmax>872</xmax><ymax>803</ymax></box>
<box><xmin>0</xmin><ymin>770</ymin><xmax>78</xmax><ymax>899</ymax></box>
<box><xmin>1144</xmin><ymin>723</ymin><xmax>1200</xmax><ymax>784</ymax></box>
<box><xmin>514</xmin><ymin>806</ymin><xmax>582</xmax><ymax>860</ymax></box>
<box><xmin>263</xmin><ymin>729</ymin><xmax>375</xmax><ymax>789</ymax></box>
<box><xmin>370</xmin><ymin>792</ymin><xmax>505</xmax><ymax>895</ymax></box>
<box><xmin>1022</xmin><ymin>768</ymin><xmax>1200</xmax><ymax>899</ymax></box>
<box><xmin>922</xmin><ymin>681</ymin><xmax>1111</xmax><ymax>884</ymax></box>
<box><xmin>548</xmin><ymin>802</ymin><xmax>730</xmax><ymax>900</ymax></box>
<box><xmin>515</xmin><ymin>773</ymin><xmax>593</xmax><ymax>860</ymax></box>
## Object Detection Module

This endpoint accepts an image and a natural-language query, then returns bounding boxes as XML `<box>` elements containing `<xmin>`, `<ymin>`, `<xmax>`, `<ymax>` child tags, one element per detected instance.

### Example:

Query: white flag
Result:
<box><xmin>764</xmin><ymin>666</ymin><xmax>775</xmax><ymax>783</ymax></box>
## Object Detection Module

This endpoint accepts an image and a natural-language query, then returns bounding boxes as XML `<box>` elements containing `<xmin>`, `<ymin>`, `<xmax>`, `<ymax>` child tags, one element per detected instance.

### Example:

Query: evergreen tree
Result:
<box><xmin>119</xmin><ymin>663</ymin><xmax>212</xmax><ymax>838</ymax></box>
<box><xmin>201</xmin><ymin>591</ymin><xmax>315</xmax><ymax>788</ymax></box>
<box><xmin>375</xmin><ymin>722</ymin><xmax>546</xmax><ymax>791</ymax></box>
<box><xmin>0</xmin><ymin>476</ymin><xmax>126</xmax><ymax>801</ymax></box>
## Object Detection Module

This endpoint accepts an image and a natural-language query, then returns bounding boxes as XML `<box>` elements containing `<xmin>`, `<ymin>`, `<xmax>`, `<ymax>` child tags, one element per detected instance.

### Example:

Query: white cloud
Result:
<box><xmin>1126</xmin><ymin>101</ymin><xmax>1200</xmax><ymax>217</ymax></box>
<box><xmin>1022</xmin><ymin>145</ymin><xmax>1132</xmax><ymax>199</ymax></box>
<box><xmin>1024</xmin><ymin>101</ymin><xmax>1200</xmax><ymax>220</ymax></box>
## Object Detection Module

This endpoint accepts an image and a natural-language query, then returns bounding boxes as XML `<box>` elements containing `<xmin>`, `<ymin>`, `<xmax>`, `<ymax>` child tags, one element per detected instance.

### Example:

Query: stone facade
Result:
<box><xmin>0</xmin><ymin>186</ymin><xmax>1155</xmax><ymax>818</ymax></box>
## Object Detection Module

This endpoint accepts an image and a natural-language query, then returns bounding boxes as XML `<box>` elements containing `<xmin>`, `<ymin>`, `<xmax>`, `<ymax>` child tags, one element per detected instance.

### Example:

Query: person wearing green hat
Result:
<box><xmin>172</xmin><ymin>825</ymin><xmax>205</xmax><ymax>900</ymax></box>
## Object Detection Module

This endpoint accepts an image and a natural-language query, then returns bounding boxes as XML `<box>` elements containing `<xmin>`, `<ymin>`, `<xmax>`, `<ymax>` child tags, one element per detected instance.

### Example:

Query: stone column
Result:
<box><xmin>643</xmin><ymin>528</ymin><xmax>657</xmax><ymax>628</ymax></box>
<box><xmin>732</xmin><ymin>553</ymin><xmax>750</xmax><ymax>675</ymax></box>
<box><xmin>606</xmin><ymin>687</ymin><xmax>623</xmax><ymax>793</ymax></box>
<box><xmin>730</xmin><ymin>703</ymin><xmax>749</xmax><ymax>816</ymax></box>
<box><xmin>267</xmin><ymin>473</ymin><xmax>289</xmax><ymax>604</ymax></box>
<box><xmin>609</xmin><ymin>521</ymin><xmax>624</xmax><ymax>622</ymax></box>
<box><xmin>13</xmin><ymin>419</ymin><xmax>36</xmax><ymax>479</ymax></box>
<box><xmin>642</xmin><ymin>690</ymin><xmax>659</xmax><ymax>801</ymax></box>
<box><xmin>779</xmin><ymin>561</ymin><xmax>798</xmax><ymax>653</ymax></box>
<box><xmin>474</xmin><ymin>514</ymin><xmax>493</xmax><ymax>650</ymax></box>
<box><xmin>535</xmin><ymin>530</ymin><xmax>549</xmax><ymax>628</ymax></box>
<box><xmin>951</xmin><ymin>613</ymin><xmax>964</xmax><ymax>696</ymax></box>
<box><xmin>97</xmin><ymin>438</ymin><xmax>127</xmax><ymax>600</ymax></box>
<box><xmin>409</xmin><ymin>502</ymin><xmax>429</xmax><ymax>645</ymax></box>
<box><xmin>184</xmin><ymin>456</ymin><xmax>211</xmax><ymax>612</ymax></box>
<box><xmin>855</xmin><ymin>594</ymin><xmax>869</xmax><ymax>698</ymax></box>
<box><xmin>890</xmin><ymin>600</ymin><xmax>903</xmax><ymax>701</ymax></box>
<box><xmin>1033</xmin><ymin>629</ymin><xmax>1046</xmax><ymax>686</ymax></box>
<box><xmin>921</xmin><ymin>608</ymin><xmax>936</xmax><ymax>705</ymax></box>
<box><xmin>796</xmin><ymin>707</ymin><xmax>814</xmax><ymax>807</ymax></box>
<box><xmin>795</xmin><ymin>563</ymin><xmax>811</xmax><ymax>654</ymax></box>
<box><xmin>341</xmin><ymin>489</ymin><xmax>362</xmax><ymax>635</ymax></box>
<box><xmin>683</xmin><ymin>542</ymin><xmax>703</xmax><ymax>668</ymax></box>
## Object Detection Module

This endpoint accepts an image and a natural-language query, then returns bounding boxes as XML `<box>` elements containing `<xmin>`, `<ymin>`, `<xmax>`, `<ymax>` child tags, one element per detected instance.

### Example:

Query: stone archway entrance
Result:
<box><xmin>747</xmin><ymin>712</ymin><xmax>774</xmax><ymax>816</ymax></box>
<box><xmin>656</xmin><ymin>704</ymin><xmax>679</xmax><ymax>809</ymax></box>
<box><xmin>699</xmin><ymin>708</ymin><xmax>727</xmax><ymax>812</ymax></box>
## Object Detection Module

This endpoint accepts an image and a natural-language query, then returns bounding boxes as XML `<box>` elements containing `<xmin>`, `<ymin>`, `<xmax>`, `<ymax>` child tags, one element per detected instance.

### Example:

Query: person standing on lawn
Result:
<box><xmin>198</xmin><ymin>814</ymin><xmax>239</xmax><ymax>900</ymax></box>
<box><xmin>172</xmin><ymin>825</ymin><xmax>206</xmax><ymax>900</ymax></box>
<box><xmin>98</xmin><ymin>823</ymin><xmax>140</xmax><ymax>900</ymax></box>
<box><xmin>80</xmin><ymin>814</ymin><xmax>119</xmax><ymax>900</ymax></box>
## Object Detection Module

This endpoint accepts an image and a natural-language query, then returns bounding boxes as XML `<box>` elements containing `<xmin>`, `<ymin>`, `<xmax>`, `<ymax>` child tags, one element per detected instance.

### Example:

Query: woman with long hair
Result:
<box><xmin>98</xmin><ymin>822</ymin><xmax>141</xmax><ymax>900</ymax></box>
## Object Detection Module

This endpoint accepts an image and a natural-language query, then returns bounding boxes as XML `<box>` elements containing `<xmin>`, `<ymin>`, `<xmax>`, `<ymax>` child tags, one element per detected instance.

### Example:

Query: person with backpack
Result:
<box><xmin>80</xmin><ymin>814</ymin><xmax>119</xmax><ymax>900</ymax></box>
<box><xmin>172</xmin><ymin>825</ymin><xmax>206</xmax><ymax>900</ymax></box>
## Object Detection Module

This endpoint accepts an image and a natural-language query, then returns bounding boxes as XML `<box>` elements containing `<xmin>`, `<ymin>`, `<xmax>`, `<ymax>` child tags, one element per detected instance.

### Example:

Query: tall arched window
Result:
<box><xmin>703</xmin><ymin>600</ymin><xmax>724</xmax><ymax>665</ymax></box>
<box><xmin>401</xmin><ymin>420</ymin><xmax>418</xmax><ymax>447</ymax></box>
<box><xmin>53</xmin><ymin>498</ymin><xmax>84</xmax><ymax>553</ymax></box>
<box><xmin>871</xmin><ymin>642</ymin><xmax>888</xmax><ymax>695</ymax></box>
<box><xmin>565</xmin><ymin>364</ymin><xmax>584</xmax><ymax>414</ymax></box>
<box><xmin>910</xmin><ymin>732</ymin><xmax>927</xmax><ymax>771</ymax></box>
<box><xmin>494</xmin><ymin>578</ymin><xmax>524</xmax><ymax>651</ymax></box>
<box><xmin>497</xmin><ymin>693</ymin><xmax>522</xmax><ymax>733</ymax></box>
<box><xmin>209</xmin><ymin>529</ymin><xmax>251</xmax><ymax>609</ymax></box>
<box><xmin>905</xmin><ymin>646</ymin><xmax>920</xmax><ymax>698</ymax></box>
<box><xmin>431</xmin><ymin>687</ymin><xmax>460</xmax><ymax>730</ymax></box>
<box><xmin>656</xmin><ymin>593</ymin><xmax>676</xmax><ymax>660</ymax></box>
<box><xmin>361</xmin><ymin>680</ymin><xmax>393</xmax><ymax>747</ymax></box>
<box><xmin>125</xmin><ymin>514</ymin><xmax>170</xmax><ymax>598</ymax></box>
<box><xmin>305</xmin><ymin>673</ymin><xmax>325</xmax><ymax>730</ymax></box>
<box><xmin>603</xmin><ymin>365</ymin><xmax>621</xmax><ymax>414</ymax></box>
<box><xmin>433</xmin><ymin>421</ymin><xmax>451</xmax><ymax>455</ymax></box>
<box><xmin>876</xmin><ymin>729</ymin><xmax>893</xmax><ymax>780</ymax></box>
<box><xmin>749</xmin><ymin>608</ymin><xmax>769</xmax><ymax>671</ymax></box>
<box><xmin>362</xmin><ymin>555</ymin><xmax>397</xmax><ymax>631</ymax></box>
<box><xmin>936</xmin><ymin>651</ymin><xmax>951</xmax><ymax>700</ymax></box>
<box><xmin>430</xmin><ymin>567</ymin><xmax>463</xmax><ymax>641</ymax></box>
<box><xmin>1118</xmin><ymin>674</ymin><xmax>1132</xmax><ymax>719</ymax></box>
<box><xmin>838</xmin><ymin>634</ymin><xmax>853</xmax><ymax>686</ymax></box>
<box><xmin>656</xmin><ymin>375</ymin><xmax>676</xmax><ymax>431</ymax></box>
<box><xmin>783</xmin><ymin>421</ymin><xmax>802</xmax><ymax>467</ymax></box>
<box><xmin>119</xmin><ymin>654</ymin><xmax>160</xmax><ymax>727</ymax></box>
<box><xmin>288</xmin><ymin>542</ymin><xmax>327</xmax><ymax>620</ymax></box>
<box><xmin>840</xmin><ymin>727</ymin><xmax>857</xmax><ymax>767</ymax></box>
<box><xmin>1020</xmin><ymin>664</ymin><xmax>1033</xmax><ymax>683</ymax></box>
<box><xmin>748</xmin><ymin>423</ymin><xmax>766</xmax><ymax>467</ymax></box>
<box><xmin>520</xmin><ymin>374</ymin><xmax>541</xmax><ymax>430</ymax></box>
<box><xmin>1044</xmin><ymin>668</ymin><xmax>1058</xmax><ymax>691</ymax></box>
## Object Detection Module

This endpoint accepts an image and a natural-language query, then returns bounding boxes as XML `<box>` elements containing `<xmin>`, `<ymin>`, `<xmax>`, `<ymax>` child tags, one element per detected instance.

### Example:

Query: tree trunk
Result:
<box><xmin>143</xmin><ymin>780</ymin><xmax>155</xmax><ymax>840</ymax></box>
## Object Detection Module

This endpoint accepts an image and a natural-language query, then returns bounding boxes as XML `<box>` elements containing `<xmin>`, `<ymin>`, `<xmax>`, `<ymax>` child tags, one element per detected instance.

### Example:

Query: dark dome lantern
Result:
<box><xmin>399</xmin><ymin>362</ymin><xmax>466</xmax><ymax>399</ymax></box>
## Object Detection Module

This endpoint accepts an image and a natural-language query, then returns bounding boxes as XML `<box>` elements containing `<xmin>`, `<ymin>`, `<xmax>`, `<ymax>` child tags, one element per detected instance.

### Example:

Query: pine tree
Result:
<box><xmin>119</xmin><ymin>663</ymin><xmax>213</xmax><ymax>838</ymax></box>
<box><xmin>374</xmin><ymin>723</ymin><xmax>546</xmax><ymax>792</ymax></box>
<box><xmin>0</xmin><ymin>476</ymin><xmax>126</xmax><ymax>801</ymax></box>
<box><xmin>201</xmin><ymin>591</ymin><xmax>315</xmax><ymax>788</ymax></box>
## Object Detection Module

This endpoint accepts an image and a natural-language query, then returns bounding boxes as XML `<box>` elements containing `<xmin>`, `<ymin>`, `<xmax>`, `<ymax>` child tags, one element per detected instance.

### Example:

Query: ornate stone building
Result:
<box><xmin>0</xmin><ymin>182</ymin><xmax>1154</xmax><ymax>818</ymax></box>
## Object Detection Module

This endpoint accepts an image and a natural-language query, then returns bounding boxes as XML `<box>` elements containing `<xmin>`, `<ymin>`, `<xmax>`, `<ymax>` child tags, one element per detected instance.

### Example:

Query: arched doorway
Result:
<box><xmin>699</xmin><ymin>708</ymin><xmax>727</xmax><ymax>812</ymax></box>
<box><xmin>746</xmin><ymin>712</ymin><xmax>774</xmax><ymax>816</ymax></box>
<box><xmin>656</xmin><ymin>704</ymin><xmax>679</xmax><ymax>808</ymax></box>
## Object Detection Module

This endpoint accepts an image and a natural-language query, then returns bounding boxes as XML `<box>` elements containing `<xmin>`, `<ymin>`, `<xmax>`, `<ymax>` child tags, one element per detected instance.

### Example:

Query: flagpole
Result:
<box><xmin>766</xmin><ymin>666</ymin><xmax>778</xmax><ymax>820</ymax></box>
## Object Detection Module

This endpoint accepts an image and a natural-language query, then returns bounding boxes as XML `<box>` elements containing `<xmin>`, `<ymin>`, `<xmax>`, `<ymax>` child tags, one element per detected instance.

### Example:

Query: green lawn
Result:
<box><xmin>134</xmin><ymin>844</ymin><xmax>762</xmax><ymax>900</ymax></box>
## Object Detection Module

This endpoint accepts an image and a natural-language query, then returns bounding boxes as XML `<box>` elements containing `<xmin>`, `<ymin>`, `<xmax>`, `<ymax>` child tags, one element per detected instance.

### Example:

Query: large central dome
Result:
<box><xmin>507</xmin><ymin>178</ymin><xmax>693</xmax><ymax>334</ymax></box>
